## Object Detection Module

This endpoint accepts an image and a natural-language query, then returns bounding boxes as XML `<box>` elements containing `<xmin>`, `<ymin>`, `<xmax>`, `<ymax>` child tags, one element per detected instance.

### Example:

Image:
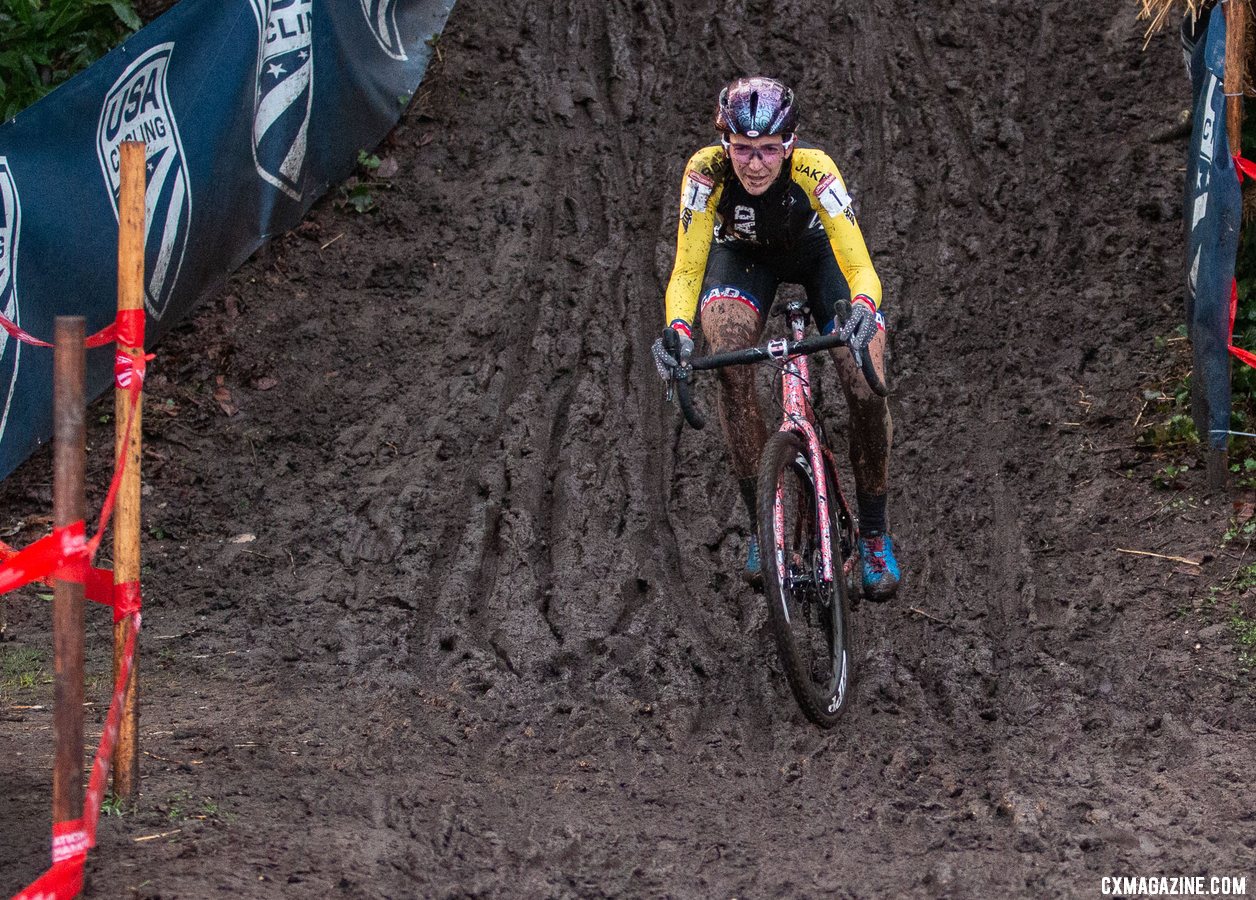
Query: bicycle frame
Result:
<box><xmin>672</xmin><ymin>303</ymin><xmax>879</xmax><ymax>591</ymax></box>
<box><xmin>771</xmin><ymin>302</ymin><xmax>837</xmax><ymax>585</ymax></box>
<box><xmin>669</xmin><ymin>302</ymin><xmax>882</xmax><ymax>725</ymax></box>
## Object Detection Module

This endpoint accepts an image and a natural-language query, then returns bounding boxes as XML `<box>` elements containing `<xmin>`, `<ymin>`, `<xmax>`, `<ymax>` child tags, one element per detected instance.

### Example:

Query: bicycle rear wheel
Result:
<box><xmin>757</xmin><ymin>430</ymin><xmax>852</xmax><ymax>727</ymax></box>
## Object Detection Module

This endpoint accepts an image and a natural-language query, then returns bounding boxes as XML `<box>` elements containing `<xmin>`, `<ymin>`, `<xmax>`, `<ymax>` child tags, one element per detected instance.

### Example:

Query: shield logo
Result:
<box><xmin>96</xmin><ymin>43</ymin><xmax>192</xmax><ymax>321</ymax></box>
<box><xmin>360</xmin><ymin>0</ymin><xmax>407</xmax><ymax>60</ymax></box>
<box><xmin>249</xmin><ymin>0</ymin><xmax>314</xmax><ymax>200</ymax></box>
<box><xmin>0</xmin><ymin>159</ymin><xmax>21</xmax><ymax>447</ymax></box>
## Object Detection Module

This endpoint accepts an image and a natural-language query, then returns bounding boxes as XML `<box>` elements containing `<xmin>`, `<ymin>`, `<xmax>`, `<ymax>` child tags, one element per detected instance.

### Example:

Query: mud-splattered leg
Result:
<box><xmin>831</xmin><ymin>328</ymin><xmax>892</xmax><ymax>529</ymax></box>
<box><xmin>700</xmin><ymin>298</ymin><xmax>768</xmax><ymax>492</ymax></box>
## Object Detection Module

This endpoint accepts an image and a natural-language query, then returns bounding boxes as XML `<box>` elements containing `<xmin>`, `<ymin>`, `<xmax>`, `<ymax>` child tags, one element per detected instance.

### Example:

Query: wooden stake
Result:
<box><xmin>1217</xmin><ymin>0</ymin><xmax>1251</xmax><ymax>491</ymax></box>
<box><xmin>113</xmin><ymin>141</ymin><xmax>145</xmax><ymax>800</ymax></box>
<box><xmin>53</xmin><ymin>316</ymin><xmax>86</xmax><ymax>828</ymax></box>
<box><xmin>1226</xmin><ymin>0</ymin><xmax>1250</xmax><ymax>158</ymax></box>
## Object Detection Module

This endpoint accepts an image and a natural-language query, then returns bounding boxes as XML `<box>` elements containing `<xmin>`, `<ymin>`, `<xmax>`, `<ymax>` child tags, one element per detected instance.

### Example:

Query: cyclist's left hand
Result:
<box><xmin>838</xmin><ymin>297</ymin><xmax>878</xmax><ymax>357</ymax></box>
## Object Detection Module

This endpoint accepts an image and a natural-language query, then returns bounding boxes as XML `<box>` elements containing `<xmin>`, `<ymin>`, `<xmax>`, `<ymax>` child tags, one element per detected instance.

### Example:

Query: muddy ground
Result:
<box><xmin>3</xmin><ymin>0</ymin><xmax>1255</xmax><ymax>897</ymax></box>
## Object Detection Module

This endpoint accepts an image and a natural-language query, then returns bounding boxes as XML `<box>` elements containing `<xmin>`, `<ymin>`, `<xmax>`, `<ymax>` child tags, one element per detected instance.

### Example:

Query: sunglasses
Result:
<box><xmin>722</xmin><ymin>135</ymin><xmax>795</xmax><ymax>164</ymax></box>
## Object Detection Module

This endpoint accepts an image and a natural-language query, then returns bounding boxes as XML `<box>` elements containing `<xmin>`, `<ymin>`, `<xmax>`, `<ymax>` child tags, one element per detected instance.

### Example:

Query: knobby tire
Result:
<box><xmin>757</xmin><ymin>430</ymin><xmax>853</xmax><ymax>728</ymax></box>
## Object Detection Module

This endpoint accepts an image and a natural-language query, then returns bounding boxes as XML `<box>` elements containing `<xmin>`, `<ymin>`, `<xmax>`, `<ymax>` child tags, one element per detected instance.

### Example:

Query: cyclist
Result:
<box><xmin>652</xmin><ymin>75</ymin><xmax>900</xmax><ymax>601</ymax></box>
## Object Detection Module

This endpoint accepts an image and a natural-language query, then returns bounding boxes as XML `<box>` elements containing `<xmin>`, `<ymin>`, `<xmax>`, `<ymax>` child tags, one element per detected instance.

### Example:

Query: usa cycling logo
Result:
<box><xmin>0</xmin><ymin>158</ymin><xmax>21</xmax><ymax>447</ymax></box>
<box><xmin>96</xmin><ymin>43</ymin><xmax>191</xmax><ymax>321</ymax></box>
<box><xmin>249</xmin><ymin>0</ymin><xmax>314</xmax><ymax>200</ymax></box>
<box><xmin>360</xmin><ymin>0</ymin><xmax>407</xmax><ymax>60</ymax></box>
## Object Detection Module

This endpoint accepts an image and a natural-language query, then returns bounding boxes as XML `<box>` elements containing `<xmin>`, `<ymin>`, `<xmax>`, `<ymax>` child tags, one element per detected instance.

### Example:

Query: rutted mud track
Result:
<box><xmin>3</xmin><ymin>0</ymin><xmax>1254</xmax><ymax>896</ymax></box>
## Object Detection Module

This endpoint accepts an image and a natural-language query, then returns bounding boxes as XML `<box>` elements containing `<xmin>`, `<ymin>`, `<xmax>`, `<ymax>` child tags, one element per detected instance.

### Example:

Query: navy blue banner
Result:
<box><xmin>0</xmin><ymin>0</ymin><xmax>455</xmax><ymax>480</ymax></box>
<box><xmin>1183</xmin><ymin>5</ymin><xmax>1242</xmax><ymax>451</ymax></box>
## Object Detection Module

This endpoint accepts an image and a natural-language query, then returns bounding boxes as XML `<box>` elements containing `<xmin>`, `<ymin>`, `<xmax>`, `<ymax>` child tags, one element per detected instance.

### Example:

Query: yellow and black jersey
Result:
<box><xmin>664</xmin><ymin>143</ymin><xmax>881</xmax><ymax>333</ymax></box>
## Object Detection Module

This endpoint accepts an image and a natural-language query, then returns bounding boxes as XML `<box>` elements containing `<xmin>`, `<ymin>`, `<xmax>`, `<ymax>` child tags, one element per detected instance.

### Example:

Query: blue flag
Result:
<box><xmin>1184</xmin><ymin>5</ymin><xmax>1243</xmax><ymax>451</ymax></box>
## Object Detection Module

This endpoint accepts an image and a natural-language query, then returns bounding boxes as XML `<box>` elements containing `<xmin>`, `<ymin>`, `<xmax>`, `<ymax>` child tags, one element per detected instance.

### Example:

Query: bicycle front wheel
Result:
<box><xmin>757</xmin><ymin>430</ymin><xmax>852</xmax><ymax>727</ymax></box>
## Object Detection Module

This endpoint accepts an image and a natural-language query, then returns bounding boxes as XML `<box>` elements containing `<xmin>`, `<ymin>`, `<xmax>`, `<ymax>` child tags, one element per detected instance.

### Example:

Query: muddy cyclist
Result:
<box><xmin>651</xmin><ymin>75</ymin><xmax>901</xmax><ymax>600</ymax></box>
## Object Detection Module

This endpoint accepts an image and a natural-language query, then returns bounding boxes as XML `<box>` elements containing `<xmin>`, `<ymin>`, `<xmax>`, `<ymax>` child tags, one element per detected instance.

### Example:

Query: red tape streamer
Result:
<box><xmin>115</xmin><ymin>308</ymin><xmax>144</xmax><ymax>349</ymax></box>
<box><xmin>86</xmin><ymin>383</ymin><xmax>142</xmax><ymax>559</ymax></box>
<box><xmin>2</xmin><ymin>539</ymin><xmax>114</xmax><ymax>608</ymax></box>
<box><xmin>50</xmin><ymin>820</ymin><xmax>89</xmax><ymax>865</ymax></box>
<box><xmin>86</xmin><ymin>568</ymin><xmax>115</xmax><ymax>606</ymax></box>
<box><xmin>0</xmin><ymin>314</ymin><xmax>53</xmax><ymax>348</ymax></box>
<box><xmin>0</xmin><ymin>313</ymin><xmax>121</xmax><ymax>350</ymax></box>
<box><xmin>114</xmin><ymin>308</ymin><xmax>151</xmax><ymax>389</ymax></box>
<box><xmin>1234</xmin><ymin>153</ymin><xmax>1256</xmax><ymax>183</ymax></box>
<box><xmin>113</xmin><ymin>581</ymin><xmax>142</xmax><ymax>623</ymax></box>
<box><xmin>83</xmin><ymin>612</ymin><xmax>140</xmax><ymax>844</ymax></box>
<box><xmin>11</xmin><ymin>857</ymin><xmax>84</xmax><ymax>900</ymax></box>
<box><xmin>1228</xmin><ymin>279</ymin><xmax>1256</xmax><ymax>369</ymax></box>
<box><xmin>0</xmin><ymin>523</ymin><xmax>85</xmax><ymax>597</ymax></box>
<box><xmin>12</xmin><ymin>618</ymin><xmax>139</xmax><ymax>900</ymax></box>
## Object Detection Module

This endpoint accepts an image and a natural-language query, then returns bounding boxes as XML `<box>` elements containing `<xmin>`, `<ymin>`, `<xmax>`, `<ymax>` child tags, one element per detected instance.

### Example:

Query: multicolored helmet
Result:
<box><xmin>715</xmin><ymin>76</ymin><xmax>798</xmax><ymax>138</ymax></box>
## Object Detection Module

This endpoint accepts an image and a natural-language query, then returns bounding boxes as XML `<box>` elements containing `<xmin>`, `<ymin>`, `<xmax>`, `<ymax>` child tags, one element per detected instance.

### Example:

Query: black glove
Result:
<box><xmin>651</xmin><ymin>326</ymin><xmax>694</xmax><ymax>381</ymax></box>
<box><xmin>838</xmin><ymin>297</ymin><xmax>878</xmax><ymax>363</ymax></box>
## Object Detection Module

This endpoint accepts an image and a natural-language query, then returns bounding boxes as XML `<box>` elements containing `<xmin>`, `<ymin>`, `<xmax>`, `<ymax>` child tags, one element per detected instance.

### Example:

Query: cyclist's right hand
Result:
<box><xmin>651</xmin><ymin>326</ymin><xmax>694</xmax><ymax>382</ymax></box>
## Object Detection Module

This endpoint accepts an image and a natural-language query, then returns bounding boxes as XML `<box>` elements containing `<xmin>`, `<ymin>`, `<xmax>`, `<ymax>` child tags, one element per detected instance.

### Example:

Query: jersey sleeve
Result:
<box><xmin>793</xmin><ymin>149</ymin><xmax>882</xmax><ymax>309</ymax></box>
<box><xmin>663</xmin><ymin>147</ymin><xmax>725</xmax><ymax>334</ymax></box>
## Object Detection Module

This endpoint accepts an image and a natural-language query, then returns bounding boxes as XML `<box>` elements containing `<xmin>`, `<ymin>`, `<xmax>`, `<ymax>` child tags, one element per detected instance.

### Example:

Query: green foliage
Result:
<box><xmin>340</xmin><ymin>182</ymin><xmax>377</xmax><ymax>214</ymax></box>
<box><xmin>1230</xmin><ymin>456</ymin><xmax>1256</xmax><ymax>489</ymax></box>
<box><xmin>1152</xmin><ymin>461</ymin><xmax>1189</xmax><ymax>489</ymax></box>
<box><xmin>337</xmin><ymin>150</ymin><xmax>393</xmax><ymax>215</ymax></box>
<box><xmin>1223</xmin><ymin>515</ymin><xmax>1256</xmax><ymax>545</ymax></box>
<box><xmin>1138</xmin><ymin>411</ymin><xmax>1199</xmax><ymax>450</ymax></box>
<box><xmin>0</xmin><ymin>646</ymin><xmax>45</xmax><ymax>695</ymax></box>
<box><xmin>1232</xmin><ymin>608</ymin><xmax>1256</xmax><ymax>667</ymax></box>
<box><xmin>164</xmin><ymin>789</ymin><xmax>227</xmax><ymax>822</ymax></box>
<box><xmin>0</xmin><ymin>0</ymin><xmax>141</xmax><ymax>120</ymax></box>
<box><xmin>1229</xmin><ymin>563</ymin><xmax>1256</xmax><ymax>592</ymax></box>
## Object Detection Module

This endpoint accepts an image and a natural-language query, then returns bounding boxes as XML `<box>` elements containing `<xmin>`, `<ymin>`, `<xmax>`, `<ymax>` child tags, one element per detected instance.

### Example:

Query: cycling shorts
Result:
<box><xmin>697</xmin><ymin>231</ymin><xmax>851</xmax><ymax>335</ymax></box>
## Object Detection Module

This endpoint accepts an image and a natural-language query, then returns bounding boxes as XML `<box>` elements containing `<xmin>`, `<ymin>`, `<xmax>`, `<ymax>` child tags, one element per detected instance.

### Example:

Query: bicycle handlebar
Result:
<box><xmin>674</xmin><ymin>358</ymin><xmax>704</xmax><ymax>429</ymax></box>
<box><xmin>669</xmin><ymin>329</ymin><xmax>889</xmax><ymax>431</ymax></box>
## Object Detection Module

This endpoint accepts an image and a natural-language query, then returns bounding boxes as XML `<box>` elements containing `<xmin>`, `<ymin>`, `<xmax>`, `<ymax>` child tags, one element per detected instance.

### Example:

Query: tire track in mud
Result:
<box><xmin>410</xmin><ymin>0</ymin><xmax>710</xmax><ymax>703</ymax></box>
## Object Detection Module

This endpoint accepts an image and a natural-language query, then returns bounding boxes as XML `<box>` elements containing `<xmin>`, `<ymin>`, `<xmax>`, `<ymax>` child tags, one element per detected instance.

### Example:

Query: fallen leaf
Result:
<box><xmin>252</xmin><ymin>376</ymin><xmax>278</xmax><ymax>391</ymax></box>
<box><xmin>377</xmin><ymin>156</ymin><xmax>399</xmax><ymax>178</ymax></box>
<box><xmin>230</xmin><ymin>533</ymin><xmax>256</xmax><ymax>544</ymax></box>
<box><xmin>213</xmin><ymin>387</ymin><xmax>238</xmax><ymax>417</ymax></box>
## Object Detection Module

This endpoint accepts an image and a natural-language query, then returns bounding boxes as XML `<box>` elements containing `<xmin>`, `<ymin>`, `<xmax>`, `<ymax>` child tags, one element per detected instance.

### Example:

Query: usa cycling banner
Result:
<box><xmin>0</xmin><ymin>0</ymin><xmax>455</xmax><ymax>481</ymax></box>
<box><xmin>1183</xmin><ymin>3</ymin><xmax>1242</xmax><ymax>452</ymax></box>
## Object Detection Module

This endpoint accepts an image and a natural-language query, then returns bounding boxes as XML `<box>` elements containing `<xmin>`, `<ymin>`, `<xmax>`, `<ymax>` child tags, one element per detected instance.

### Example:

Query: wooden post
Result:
<box><xmin>1214</xmin><ymin>0</ymin><xmax>1252</xmax><ymax>491</ymax></box>
<box><xmin>113</xmin><ymin>141</ymin><xmax>145</xmax><ymax>799</ymax></box>
<box><xmin>53</xmin><ymin>317</ymin><xmax>86</xmax><ymax>828</ymax></box>
<box><xmin>1227</xmin><ymin>0</ymin><xmax>1249</xmax><ymax>157</ymax></box>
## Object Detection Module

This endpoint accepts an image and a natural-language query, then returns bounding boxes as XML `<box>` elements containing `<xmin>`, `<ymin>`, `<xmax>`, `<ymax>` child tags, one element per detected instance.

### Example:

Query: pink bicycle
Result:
<box><xmin>666</xmin><ymin>300</ymin><xmax>888</xmax><ymax>726</ymax></box>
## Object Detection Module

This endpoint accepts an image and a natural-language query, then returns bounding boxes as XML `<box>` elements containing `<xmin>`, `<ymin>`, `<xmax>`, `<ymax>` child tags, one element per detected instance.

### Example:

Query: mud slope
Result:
<box><xmin>2</xmin><ymin>0</ymin><xmax>1253</xmax><ymax>897</ymax></box>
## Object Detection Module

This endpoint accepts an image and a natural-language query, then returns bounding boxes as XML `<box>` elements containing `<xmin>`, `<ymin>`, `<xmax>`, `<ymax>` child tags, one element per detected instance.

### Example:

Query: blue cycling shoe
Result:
<box><xmin>743</xmin><ymin>534</ymin><xmax>763</xmax><ymax>587</ymax></box>
<box><xmin>859</xmin><ymin>532</ymin><xmax>901</xmax><ymax>602</ymax></box>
